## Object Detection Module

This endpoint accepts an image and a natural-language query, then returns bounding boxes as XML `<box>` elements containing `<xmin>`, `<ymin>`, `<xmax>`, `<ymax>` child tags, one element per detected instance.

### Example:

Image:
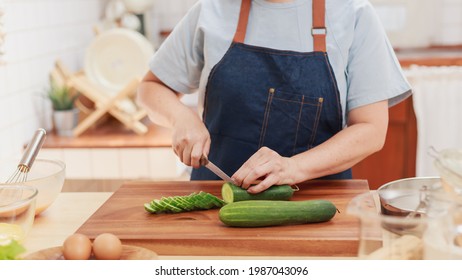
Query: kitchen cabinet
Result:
<box><xmin>352</xmin><ymin>95</ymin><xmax>417</xmax><ymax>190</ymax></box>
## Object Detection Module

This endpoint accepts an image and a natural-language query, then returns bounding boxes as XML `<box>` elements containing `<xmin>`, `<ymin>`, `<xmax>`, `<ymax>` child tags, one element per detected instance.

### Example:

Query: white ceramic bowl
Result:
<box><xmin>0</xmin><ymin>159</ymin><xmax>65</xmax><ymax>215</ymax></box>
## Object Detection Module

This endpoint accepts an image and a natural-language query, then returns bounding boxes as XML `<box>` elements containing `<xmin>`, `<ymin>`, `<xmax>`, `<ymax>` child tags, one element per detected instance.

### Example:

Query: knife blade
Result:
<box><xmin>200</xmin><ymin>156</ymin><xmax>235</xmax><ymax>183</ymax></box>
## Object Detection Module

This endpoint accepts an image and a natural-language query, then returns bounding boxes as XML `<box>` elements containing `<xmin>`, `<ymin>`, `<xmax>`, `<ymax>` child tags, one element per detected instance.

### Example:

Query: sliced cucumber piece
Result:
<box><xmin>144</xmin><ymin>191</ymin><xmax>226</xmax><ymax>214</ymax></box>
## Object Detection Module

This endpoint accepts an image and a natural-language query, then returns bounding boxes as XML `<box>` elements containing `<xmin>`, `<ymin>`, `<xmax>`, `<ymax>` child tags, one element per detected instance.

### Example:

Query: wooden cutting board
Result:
<box><xmin>77</xmin><ymin>180</ymin><xmax>369</xmax><ymax>257</ymax></box>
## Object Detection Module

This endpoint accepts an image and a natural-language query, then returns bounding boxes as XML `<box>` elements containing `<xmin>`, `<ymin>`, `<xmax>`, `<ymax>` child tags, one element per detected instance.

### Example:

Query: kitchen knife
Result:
<box><xmin>200</xmin><ymin>156</ymin><xmax>235</xmax><ymax>184</ymax></box>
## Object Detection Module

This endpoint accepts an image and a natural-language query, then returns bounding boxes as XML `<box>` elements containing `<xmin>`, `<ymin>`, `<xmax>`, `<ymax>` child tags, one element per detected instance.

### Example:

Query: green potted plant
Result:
<box><xmin>47</xmin><ymin>81</ymin><xmax>79</xmax><ymax>137</ymax></box>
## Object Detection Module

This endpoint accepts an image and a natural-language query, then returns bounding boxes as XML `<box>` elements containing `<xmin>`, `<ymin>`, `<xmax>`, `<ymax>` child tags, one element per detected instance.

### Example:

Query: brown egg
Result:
<box><xmin>92</xmin><ymin>233</ymin><xmax>123</xmax><ymax>260</ymax></box>
<box><xmin>62</xmin><ymin>233</ymin><xmax>92</xmax><ymax>260</ymax></box>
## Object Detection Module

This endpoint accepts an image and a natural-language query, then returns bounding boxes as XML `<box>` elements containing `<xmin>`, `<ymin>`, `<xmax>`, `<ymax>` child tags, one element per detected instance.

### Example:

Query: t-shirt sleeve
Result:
<box><xmin>149</xmin><ymin>2</ymin><xmax>204</xmax><ymax>94</ymax></box>
<box><xmin>346</xmin><ymin>1</ymin><xmax>412</xmax><ymax>112</ymax></box>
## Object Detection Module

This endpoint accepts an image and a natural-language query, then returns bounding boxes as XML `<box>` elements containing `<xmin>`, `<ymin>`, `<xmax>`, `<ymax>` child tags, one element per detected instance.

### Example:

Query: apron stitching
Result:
<box><xmin>258</xmin><ymin>89</ymin><xmax>274</xmax><ymax>148</ymax></box>
<box><xmin>309</xmin><ymin>99</ymin><xmax>323</xmax><ymax>146</ymax></box>
<box><xmin>292</xmin><ymin>95</ymin><xmax>305</xmax><ymax>156</ymax></box>
<box><xmin>272</xmin><ymin>97</ymin><xmax>318</xmax><ymax>105</ymax></box>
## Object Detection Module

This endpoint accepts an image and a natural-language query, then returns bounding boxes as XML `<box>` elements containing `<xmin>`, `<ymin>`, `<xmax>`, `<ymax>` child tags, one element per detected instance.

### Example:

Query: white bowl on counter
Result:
<box><xmin>0</xmin><ymin>159</ymin><xmax>65</xmax><ymax>215</ymax></box>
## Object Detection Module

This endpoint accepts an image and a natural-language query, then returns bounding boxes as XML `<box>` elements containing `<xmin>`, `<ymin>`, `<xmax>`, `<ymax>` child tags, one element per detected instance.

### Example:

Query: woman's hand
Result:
<box><xmin>137</xmin><ymin>71</ymin><xmax>210</xmax><ymax>169</ymax></box>
<box><xmin>171</xmin><ymin>112</ymin><xmax>211</xmax><ymax>169</ymax></box>
<box><xmin>231</xmin><ymin>147</ymin><xmax>300</xmax><ymax>194</ymax></box>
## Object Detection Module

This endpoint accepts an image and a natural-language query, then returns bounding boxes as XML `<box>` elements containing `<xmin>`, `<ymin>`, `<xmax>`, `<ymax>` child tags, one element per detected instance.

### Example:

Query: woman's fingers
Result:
<box><xmin>233</xmin><ymin>147</ymin><xmax>298</xmax><ymax>193</ymax></box>
<box><xmin>172</xmin><ymin>119</ymin><xmax>210</xmax><ymax>167</ymax></box>
<box><xmin>233</xmin><ymin>147</ymin><xmax>283</xmax><ymax>189</ymax></box>
<box><xmin>232</xmin><ymin>147</ymin><xmax>269</xmax><ymax>188</ymax></box>
<box><xmin>247</xmin><ymin>174</ymin><xmax>277</xmax><ymax>194</ymax></box>
<box><xmin>190</xmin><ymin>142</ymin><xmax>206</xmax><ymax>169</ymax></box>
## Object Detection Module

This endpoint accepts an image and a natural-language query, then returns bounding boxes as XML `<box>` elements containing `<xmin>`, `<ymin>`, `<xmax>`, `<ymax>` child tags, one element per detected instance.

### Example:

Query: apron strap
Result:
<box><xmin>233</xmin><ymin>0</ymin><xmax>327</xmax><ymax>52</ymax></box>
<box><xmin>233</xmin><ymin>0</ymin><xmax>251</xmax><ymax>43</ymax></box>
<box><xmin>312</xmin><ymin>0</ymin><xmax>327</xmax><ymax>52</ymax></box>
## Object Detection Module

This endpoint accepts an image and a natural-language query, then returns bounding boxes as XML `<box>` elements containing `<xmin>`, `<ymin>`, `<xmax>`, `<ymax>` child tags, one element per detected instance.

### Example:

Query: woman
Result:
<box><xmin>137</xmin><ymin>0</ymin><xmax>412</xmax><ymax>194</ymax></box>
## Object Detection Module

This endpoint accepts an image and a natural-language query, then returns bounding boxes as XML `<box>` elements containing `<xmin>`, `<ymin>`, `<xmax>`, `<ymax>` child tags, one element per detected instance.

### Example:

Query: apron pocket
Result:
<box><xmin>259</xmin><ymin>88</ymin><xmax>323</xmax><ymax>156</ymax></box>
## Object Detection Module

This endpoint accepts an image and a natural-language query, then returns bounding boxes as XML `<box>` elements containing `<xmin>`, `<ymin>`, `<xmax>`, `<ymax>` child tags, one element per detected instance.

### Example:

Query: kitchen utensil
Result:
<box><xmin>199</xmin><ymin>155</ymin><xmax>235</xmax><ymax>183</ymax></box>
<box><xmin>0</xmin><ymin>158</ymin><xmax>65</xmax><ymax>215</ymax></box>
<box><xmin>406</xmin><ymin>185</ymin><xmax>429</xmax><ymax>219</ymax></box>
<box><xmin>0</xmin><ymin>129</ymin><xmax>46</xmax><ymax>205</ymax></box>
<box><xmin>5</xmin><ymin>129</ymin><xmax>46</xmax><ymax>184</ymax></box>
<box><xmin>378</xmin><ymin>177</ymin><xmax>441</xmax><ymax>218</ymax></box>
<box><xmin>347</xmin><ymin>189</ymin><xmax>428</xmax><ymax>259</ymax></box>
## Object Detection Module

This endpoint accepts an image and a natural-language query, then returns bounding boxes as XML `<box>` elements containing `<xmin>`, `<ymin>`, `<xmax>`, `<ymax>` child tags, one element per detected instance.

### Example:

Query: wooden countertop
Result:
<box><xmin>23</xmin><ymin>192</ymin><xmax>113</xmax><ymax>255</ymax></box>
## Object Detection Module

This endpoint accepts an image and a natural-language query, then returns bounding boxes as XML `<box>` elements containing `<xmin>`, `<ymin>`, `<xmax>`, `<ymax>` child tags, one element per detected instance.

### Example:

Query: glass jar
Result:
<box><xmin>347</xmin><ymin>177</ymin><xmax>441</xmax><ymax>259</ymax></box>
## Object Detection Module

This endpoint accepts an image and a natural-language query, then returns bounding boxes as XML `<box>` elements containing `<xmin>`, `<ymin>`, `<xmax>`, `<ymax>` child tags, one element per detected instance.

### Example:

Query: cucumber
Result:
<box><xmin>221</xmin><ymin>182</ymin><xmax>294</xmax><ymax>204</ymax></box>
<box><xmin>144</xmin><ymin>191</ymin><xmax>226</xmax><ymax>214</ymax></box>
<box><xmin>219</xmin><ymin>200</ymin><xmax>337</xmax><ymax>227</ymax></box>
<box><xmin>144</xmin><ymin>203</ymin><xmax>156</xmax><ymax>213</ymax></box>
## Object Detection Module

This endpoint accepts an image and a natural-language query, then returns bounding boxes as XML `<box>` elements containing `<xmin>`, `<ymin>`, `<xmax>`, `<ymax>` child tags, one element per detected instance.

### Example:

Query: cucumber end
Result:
<box><xmin>221</xmin><ymin>182</ymin><xmax>235</xmax><ymax>204</ymax></box>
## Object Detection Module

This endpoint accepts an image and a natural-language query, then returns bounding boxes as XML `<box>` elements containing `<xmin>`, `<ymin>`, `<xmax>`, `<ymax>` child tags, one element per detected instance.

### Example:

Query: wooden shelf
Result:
<box><xmin>43</xmin><ymin>118</ymin><xmax>172</xmax><ymax>149</ymax></box>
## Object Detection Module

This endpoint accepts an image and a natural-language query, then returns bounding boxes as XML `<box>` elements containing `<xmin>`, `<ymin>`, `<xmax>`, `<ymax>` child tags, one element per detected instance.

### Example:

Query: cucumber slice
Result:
<box><xmin>174</xmin><ymin>196</ymin><xmax>195</xmax><ymax>211</ymax></box>
<box><xmin>158</xmin><ymin>199</ymin><xmax>182</xmax><ymax>213</ymax></box>
<box><xmin>187</xmin><ymin>194</ymin><xmax>209</xmax><ymax>209</ymax></box>
<box><xmin>144</xmin><ymin>203</ymin><xmax>156</xmax><ymax>213</ymax></box>
<box><xmin>198</xmin><ymin>192</ymin><xmax>219</xmax><ymax>208</ymax></box>
<box><xmin>162</xmin><ymin>197</ymin><xmax>183</xmax><ymax>209</ymax></box>
<box><xmin>205</xmin><ymin>193</ymin><xmax>226</xmax><ymax>207</ymax></box>
<box><xmin>150</xmin><ymin>199</ymin><xmax>165</xmax><ymax>212</ymax></box>
<box><xmin>144</xmin><ymin>191</ymin><xmax>227</xmax><ymax>214</ymax></box>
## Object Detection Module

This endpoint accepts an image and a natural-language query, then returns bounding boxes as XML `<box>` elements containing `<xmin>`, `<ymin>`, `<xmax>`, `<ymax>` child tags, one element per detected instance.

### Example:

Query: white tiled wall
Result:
<box><xmin>0</xmin><ymin>0</ymin><xmax>105</xmax><ymax>162</ymax></box>
<box><xmin>434</xmin><ymin>0</ymin><xmax>462</xmax><ymax>45</ymax></box>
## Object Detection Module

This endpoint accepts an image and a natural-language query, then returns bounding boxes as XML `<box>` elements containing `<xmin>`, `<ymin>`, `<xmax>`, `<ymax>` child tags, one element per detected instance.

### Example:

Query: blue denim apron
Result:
<box><xmin>191</xmin><ymin>0</ymin><xmax>352</xmax><ymax>180</ymax></box>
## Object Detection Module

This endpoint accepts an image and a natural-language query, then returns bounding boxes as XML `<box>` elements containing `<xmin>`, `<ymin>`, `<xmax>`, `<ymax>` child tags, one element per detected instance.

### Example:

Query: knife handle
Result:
<box><xmin>199</xmin><ymin>155</ymin><xmax>209</xmax><ymax>166</ymax></box>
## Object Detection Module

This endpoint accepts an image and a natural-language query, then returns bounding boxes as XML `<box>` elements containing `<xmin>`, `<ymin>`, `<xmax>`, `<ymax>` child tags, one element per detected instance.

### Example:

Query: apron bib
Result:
<box><xmin>191</xmin><ymin>0</ymin><xmax>352</xmax><ymax>180</ymax></box>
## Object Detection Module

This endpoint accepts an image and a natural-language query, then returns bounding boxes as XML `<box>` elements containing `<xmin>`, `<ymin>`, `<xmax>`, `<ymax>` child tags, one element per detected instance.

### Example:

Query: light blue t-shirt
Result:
<box><xmin>149</xmin><ymin>0</ymin><xmax>412</xmax><ymax>125</ymax></box>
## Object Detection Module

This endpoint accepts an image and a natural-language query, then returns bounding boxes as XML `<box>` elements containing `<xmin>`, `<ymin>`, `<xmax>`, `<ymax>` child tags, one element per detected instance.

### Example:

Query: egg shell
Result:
<box><xmin>62</xmin><ymin>233</ymin><xmax>92</xmax><ymax>260</ymax></box>
<box><xmin>93</xmin><ymin>233</ymin><xmax>123</xmax><ymax>260</ymax></box>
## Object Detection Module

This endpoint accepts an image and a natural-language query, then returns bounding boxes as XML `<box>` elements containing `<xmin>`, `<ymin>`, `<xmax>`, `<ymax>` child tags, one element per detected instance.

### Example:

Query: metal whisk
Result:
<box><xmin>5</xmin><ymin>128</ymin><xmax>47</xmax><ymax>184</ymax></box>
